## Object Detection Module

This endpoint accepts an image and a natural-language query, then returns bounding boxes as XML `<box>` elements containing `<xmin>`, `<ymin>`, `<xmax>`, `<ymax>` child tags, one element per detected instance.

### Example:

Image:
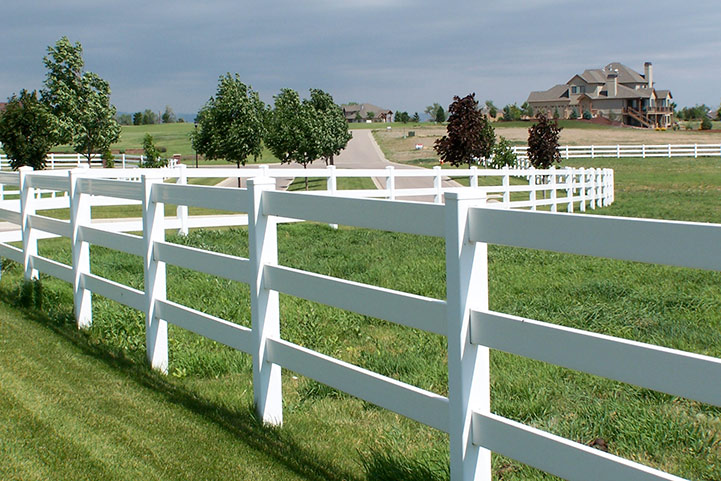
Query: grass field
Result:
<box><xmin>2</xmin><ymin>155</ymin><xmax>721</xmax><ymax>480</ymax></box>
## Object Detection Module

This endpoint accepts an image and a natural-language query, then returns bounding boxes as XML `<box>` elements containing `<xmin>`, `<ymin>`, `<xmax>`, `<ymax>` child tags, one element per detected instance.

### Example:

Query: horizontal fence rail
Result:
<box><xmin>0</xmin><ymin>165</ymin><xmax>713</xmax><ymax>480</ymax></box>
<box><xmin>0</xmin><ymin>153</ymin><xmax>178</xmax><ymax>170</ymax></box>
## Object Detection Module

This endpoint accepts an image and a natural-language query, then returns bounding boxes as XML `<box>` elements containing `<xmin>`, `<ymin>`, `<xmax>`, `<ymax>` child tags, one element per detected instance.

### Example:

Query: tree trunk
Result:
<box><xmin>304</xmin><ymin>163</ymin><xmax>308</xmax><ymax>191</ymax></box>
<box><xmin>237</xmin><ymin>161</ymin><xmax>241</xmax><ymax>188</ymax></box>
<box><xmin>329</xmin><ymin>155</ymin><xmax>334</xmax><ymax>166</ymax></box>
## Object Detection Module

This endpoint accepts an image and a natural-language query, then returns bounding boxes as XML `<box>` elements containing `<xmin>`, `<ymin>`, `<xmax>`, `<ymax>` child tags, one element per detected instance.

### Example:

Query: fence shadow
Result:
<box><xmin>1</xmin><ymin>286</ymin><xmax>369</xmax><ymax>481</ymax></box>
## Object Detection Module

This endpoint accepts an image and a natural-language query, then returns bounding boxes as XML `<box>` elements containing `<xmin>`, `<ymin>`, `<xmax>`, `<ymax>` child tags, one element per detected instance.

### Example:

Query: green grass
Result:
<box><xmin>490</xmin><ymin>119</ymin><xmax>619</xmax><ymax>130</ymax></box>
<box><xmin>288</xmin><ymin>176</ymin><xmax>377</xmax><ymax>192</ymax></box>
<box><xmin>3</xmin><ymin>156</ymin><xmax>721</xmax><ymax>479</ymax></box>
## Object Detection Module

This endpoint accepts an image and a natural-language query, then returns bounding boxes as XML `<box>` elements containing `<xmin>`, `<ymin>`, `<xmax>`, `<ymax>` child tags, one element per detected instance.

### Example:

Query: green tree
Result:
<box><xmin>411</xmin><ymin>112</ymin><xmax>420</xmax><ymax>123</ymax></box>
<box><xmin>366</xmin><ymin>111</ymin><xmax>376</xmax><ymax>121</ymax></box>
<box><xmin>0</xmin><ymin>90</ymin><xmax>58</xmax><ymax>170</ymax></box>
<box><xmin>553</xmin><ymin>107</ymin><xmax>560</xmax><ymax>120</ymax></box>
<box><xmin>502</xmin><ymin>103</ymin><xmax>522</xmax><ymax>121</ymax></box>
<box><xmin>527</xmin><ymin>112</ymin><xmax>562</xmax><ymax>169</ymax></box>
<box><xmin>425</xmin><ymin>103</ymin><xmax>442</xmax><ymax>121</ymax></box>
<box><xmin>354</xmin><ymin>112</ymin><xmax>363</xmax><ymax>122</ymax></box>
<box><xmin>700</xmin><ymin>116</ymin><xmax>713</xmax><ymax>130</ymax></box>
<box><xmin>308</xmin><ymin>89</ymin><xmax>351</xmax><ymax>166</ymax></box>
<box><xmin>434</xmin><ymin>93</ymin><xmax>495</xmax><ymax>167</ymax></box>
<box><xmin>161</xmin><ymin>105</ymin><xmax>176</xmax><ymax>124</ymax></box>
<box><xmin>141</xmin><ymin>133</ymin><xmax>167</xmax><ymax>167</ymax></box>
<box><xmin>191</xmin><ymin>73</ymin><xmax>266</xmax><ymax>173</ymax></box>
<box><xmin>485</xmin><ymin>100</ymin><xmax>498</xmax><ymax>118</ymax></box>
<box><xmin>395</xmin><ymin>111</ymin><xmax>410</xmax><ymax>123</ymax></box>
<box><xmin>265</xmin><ymin>88</ymin><xmax>321</xmax><ymax>189</ymax></box>
<box><xmin>132</xmin><ymin>112</ymin><xmax>142</xmax><ymax>125</ymax></box>
<box><xmin>488</xmin><ymin>136</ymin><xmax>517</xmax><ymax>169</ymax></box>
<box><xmin>570</xmin><ymin>108</ymin><xmax>579</xmax><ymax>119</ymax></box>
<box><xmin>716</xmin><ymin>102</ymin><xmax>721</xmax><ymax>121</ymax></box>
<box><xmin>521</xmin><ymin>101</ymin><xmax>533</xmax><ymax>118</ymax></box>
<box><xmin>583</xmin><ymin>109</ymin><xmax>592</xmax><ymax>120</ymax></box>
<box><xmin>41</xmin><ymin>36</ymin><xmax>120</xmax><ymax>163</ymax></box>
<box><xmin>142</xmin><ymin>109</ymin><xmax>157</xmax><ymax>125</ymax></box>
<box><xmin>434</xmin><ymin>105</ymin><xmax>446</xmax><ymax>123</ymax></box>
<box><xmin>117</xmin><ymin>113</ymin><xmax>132</xmax><ymax>125</ymax></box>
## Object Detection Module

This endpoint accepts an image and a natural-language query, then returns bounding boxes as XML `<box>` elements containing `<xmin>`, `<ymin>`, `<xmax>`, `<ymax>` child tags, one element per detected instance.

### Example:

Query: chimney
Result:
<box><xmin>644</xmin><ymin>62</ymin><xmax>653</xmax><ymax>88</ymax></box>
<box><xmin>606</xmin><ymin>72</ymin><xmax>618</xmax><ymax>97</ymax></box>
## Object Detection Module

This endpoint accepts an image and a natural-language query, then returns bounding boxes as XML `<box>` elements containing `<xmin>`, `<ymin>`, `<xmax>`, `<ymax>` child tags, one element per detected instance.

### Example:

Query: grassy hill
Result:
<box><xmin>2</xmin><ymin>155</ymin><xmax>721</xmax><ymax>480</ymax></box>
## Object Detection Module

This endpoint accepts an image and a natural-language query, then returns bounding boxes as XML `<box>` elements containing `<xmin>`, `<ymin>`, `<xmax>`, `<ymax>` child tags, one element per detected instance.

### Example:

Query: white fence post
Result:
<box><xmin>549</xmin><ymin>166</ymin><xmax>557</xmax><ymax>212</ymax></box>
<box><xmin>566</xmin><ymin>167</ymin><xmax>574</xmax><ymax>213</ymax></box>
<box><xmin>142</xmin><ymin>173</ymin><xmax>168</xmax><ymax>374</ymax></box>
<box><xmin>445</xmin><ymin>192</ymin><xmax>490</xmax><ymax>481</ymax></box>
<box><xmin>579</xmin><ymin>167</ymin><xmax>586</xmax><ymax>212</ymax></box>
<box><xmin>69</xmin><ymin>166</ymin><xmax>92</xmax><ymax>328</ymax></box>
<box><xmin>642</xmin><ymin>144</ymin><xmax>646</xmax><ymax>158</ymax></box>
<box><xmin>470</xmin><ymin>166</ymin><xmax>478</xmax><ymax>189</ymax></box>
<box><xmin>590</xmin><ymin>145</ymin><xmax>595</xmax><ymax>159</ymax></box>
<box><xmin>529</xmin><ymin>168</ymin><xmax>536</xmax><ymax>211</ymax></box>
<box><xmin>386</xmin><ymin>166</ymin><xmax>395</xmax><ymax>200</ymax></box>
<box><xmin>502</xmin><ymin>168</ymin><xmax>510</xmax><ymax>206</ymax></box>
<box><xmin>248</xmin><ymin>177</ymin><xmax>282</xmax><ymax>426</ymax></box>
<box><xmin>616</xmin><ymin>144</ymin><xmax>620</xmax><ymax>158</ymax></box>
<box><xmin>18</xmin><ymin>167</ymin><xmax>38</xmax><ymax>281</ymax></box>
<box><xmin>176</xmin><ymin>164</ymin><xmax>189</xmax><ymax>236</ymax></box>
<box><xmin>694</xmin><ymin>144</ymin><xmax>698</xmax><ymax>159</ymax></box>
<box><xmin>434</xmin><ymin>165</ymin><xmax>442</xmax><ymax>204</ymax></box>
<box><xmin>328</xmin><ymin>166</ymin><xmax>338</xmax><ymax>229</ymax></box>
<box><xmin>122</xmin><ymin>153</ymin><xmax>127</xmax><ymax>169</ymax></box>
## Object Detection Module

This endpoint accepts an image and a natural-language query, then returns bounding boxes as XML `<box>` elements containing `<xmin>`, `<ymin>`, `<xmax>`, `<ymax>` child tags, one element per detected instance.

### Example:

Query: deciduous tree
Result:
<box><xmin>308</xmin><ymin>89</ymin><xmax>351</xmax><ymax>166</ymax></box>
<box><xmin>265</xmin><ymin>88</ymin><xmax>321</xmax><ymax>189</ymax></box>
<box><xmin>191</xmin><ymin>73</ymin><xmax>267</xmax><ymax>172</ymax></box>
<box><xmin>527</xmin><ymin>112</ymin><xmax>562</xmax><ymax>168</ymax></box>
<box><xmin>161</xmin><ymin>105</ymin><xmax>176</xmax><ymax>124</ymax></box>
<box><xmin>434</xmin><ymin>93</ymin><xmax>495</xmax><ymax>167</ymax></box>
<box><xmin>0</xmin><ymin>90</ymin><xmax>58</xmax><ymax>170</ymax></box>
<box><xmin>41</xmin><ymin>37</ymin><xmax>120</xmax><ymax>163</ymax></box>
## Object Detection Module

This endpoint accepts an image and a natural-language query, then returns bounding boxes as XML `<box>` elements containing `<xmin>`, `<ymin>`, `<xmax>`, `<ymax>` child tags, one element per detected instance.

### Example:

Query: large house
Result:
<box><xmin>342</xmin><ymin>103</ymin><xmax>393</xmax><ymax>123</ymax></box>
<box><xmin>527</xmin><ymin>62</ymin><xmax>673</xmax><ymax>128</ymax></box>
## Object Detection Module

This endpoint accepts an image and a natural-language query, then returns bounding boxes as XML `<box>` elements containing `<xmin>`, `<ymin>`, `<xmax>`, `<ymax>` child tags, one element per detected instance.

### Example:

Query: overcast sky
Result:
<box><xmin>2</xmin><ymin>1</ymin><xmax>720</xmax><ymax>116</ymax></box>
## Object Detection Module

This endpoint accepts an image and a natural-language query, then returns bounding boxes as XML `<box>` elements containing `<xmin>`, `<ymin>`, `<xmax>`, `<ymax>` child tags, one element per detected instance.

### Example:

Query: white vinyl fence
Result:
<box><xmin>511</xmin><ymin>143</ymin><xmax>721</xmax><ymax>167</ymax></box>
<box><xmin>0</xmin><ymin>166</ymin><xmax>713</xmax><ymax>480</ymax></box>
<box><xmin>0</xmin><ymin>152</ymin><xmax>178</xmax><ymax>170</ymax></box>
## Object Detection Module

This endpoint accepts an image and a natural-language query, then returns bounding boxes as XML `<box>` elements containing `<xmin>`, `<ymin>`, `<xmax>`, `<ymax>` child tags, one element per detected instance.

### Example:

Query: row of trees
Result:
<box><xmin>191</xmin><ymin>74</ymin><xmax>351</xmax><ymax>189</ymax></box>
<box><xmin>117</xmin><ymin>106</ymin><xmax>183</xmax><ymax>125</ymax></box>
<box><xmin>0</xmin><ymin>37</ymin><xmax>120</xmax><ymax>170</ymax></box>
<box><xmin>434</xmin><ymin>93</ymin><xmax>561</xmax><ymax>169</ymax></box>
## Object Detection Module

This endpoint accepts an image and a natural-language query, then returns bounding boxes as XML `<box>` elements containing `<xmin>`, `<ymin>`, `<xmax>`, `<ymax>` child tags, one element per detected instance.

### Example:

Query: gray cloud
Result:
<box><xmin>1</xmin><ymin>0</ymin><xmax>720</xmax><ymax>115</ymax></box>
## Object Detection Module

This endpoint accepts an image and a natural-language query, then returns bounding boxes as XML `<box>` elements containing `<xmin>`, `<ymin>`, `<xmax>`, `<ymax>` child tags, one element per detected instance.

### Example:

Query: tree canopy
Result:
<box><xmin>307</xmin><ymin>89</ymin><xmax>351</xmax><ymax>166</ymax></box>
<box><xmin>527</xmin><ymin>112</ymin><xmax>562</xmax><ymax>168</ymax></box>
<box><xmin>0</xmin><ymin>90</ymin><xmax>58</xmax><ymax>170</ymax></box>
<box><xmin>41</xmin><ymin>36</ymin><xmax>120</xmax><ymax>163</ymax></box>
<box><xmin>191</xmin><ymin>73</ymin><xmax>267</xmax><ymax>168</ymax></box>
<box><xmin>434</xmin><ymin>93</ymin><xmax>495</xmax><ymax>167</ymax></box>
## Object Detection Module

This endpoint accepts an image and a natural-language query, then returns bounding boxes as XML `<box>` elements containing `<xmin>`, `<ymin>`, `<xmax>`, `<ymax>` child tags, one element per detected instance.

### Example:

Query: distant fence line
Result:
<box><xmin>511</xmin><ymin>143</ymin><xmax>721</xmax><ymax>166</ymax></box>
<box><xmin>0</xmin><ymin>165</ymin><xmax>715</xmax><ymax>480</ymax></box>
<box><xmin>0</xmin><ymin>153</ymin><xmax>178</xmax><ymax>170</ymax></box>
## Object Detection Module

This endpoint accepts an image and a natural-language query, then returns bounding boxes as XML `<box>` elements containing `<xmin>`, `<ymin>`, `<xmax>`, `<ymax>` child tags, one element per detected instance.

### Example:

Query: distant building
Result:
<box><xmin>341</xmin><ymin>103</ymin><xmax>393</xmax><ymax>123</ymax></box>
<box><xmin>527</xmin><ymin>62</ymin><xmax>673</xmax><ymax>128</ymax></box>
<box><xmin>0</xmin><ymin>102</ymin><xmax>7</xmax><ymax>113</ymax></box>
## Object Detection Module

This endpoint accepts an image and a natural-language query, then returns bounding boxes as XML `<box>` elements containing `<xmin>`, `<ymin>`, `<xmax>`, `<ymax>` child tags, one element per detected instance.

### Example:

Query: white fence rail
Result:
<box><xmin>0</xmin><ymin>167</ymin><xmax>709</xmax><ymax>480</ymax></box>
<box><xmin>511</xmin><ymin>143</ymin><xmax>721</xmax><ymax>167</ymax></box>
<box><xmin>3</xmin><ymin>167</ymin><xmax>712</xmax><ymax>480</ymax></box>
<box><xmin>0</xmin><ymin>152</ymin><xmax>178</xmax><ymax>171</ymax></box>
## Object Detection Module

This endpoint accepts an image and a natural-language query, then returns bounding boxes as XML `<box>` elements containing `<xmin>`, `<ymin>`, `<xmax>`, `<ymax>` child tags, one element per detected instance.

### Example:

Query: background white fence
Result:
<box><xmin>511</xmin><ymin>143</ymin><xmax>721</xmax><ymax>167</ymax></box>
<box><xmin>0</xmin><ymin>152</ymin><xmax>178</xmax><ymax>170</ymax></box>
<box><xmin>0</xmin><ymin>167</ymin><xmax>713</xmax><ymax>480</ymax></box>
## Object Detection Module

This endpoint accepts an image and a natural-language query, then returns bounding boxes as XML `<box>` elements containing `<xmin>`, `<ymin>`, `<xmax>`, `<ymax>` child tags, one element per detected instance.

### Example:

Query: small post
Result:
<box><xmin>122</xmin><ymin>153</ymin><xmax>127</xmax><ymax>169</ymax></box>
<box><xmin>248</xmin><ymin>177</ymin><xmax>282</xmax><ymax>426</ymax></box>
<box><xmin>642</xmin><ymin>144</ymin><xmax>646</xmax><ymax>158</ymax></box>
<box><xmin>50</xmin><ymin>153</ymin><xmax>55</xmax><ymax>170</ymax></box>
<box><xmin>668</xmin><ymin>144</ymin><xmax>672</xmax><ymax>157</ymax></box>
<box><xmin>328</xmin><ymin>166</ymin><xmax>338</xmax><ymax>229</ymax></box>
<box><xmin>445</xmin><ymin>191</ymin><xmax>490</xmax><ymax>481</ymax></box>
<box><xmin>694</xmin><ymin>144</ymin><xmax>698</xmax><ymax>159</ymax></box>
<box><xmin>142</xmin><ymin>173</ymin><xmax>168</xmax><ymax>374</ymax></box>
<box><xmin>616</xmin><ymin>144</ymin><xmax>620</xmax><ymax>158</ymax></box>
<box><xmin>549</xmin><ymin>166</ymin><xmax>557</xmax><ymax>212</ymax></box>
<box><xmin>470</xmin><ymin>166</ymin><xmax>478</xmax><ymax>189</ymax></box>
<box><xmin>566</xmin><ymin>167</ymin><xmax>574</xmax><ymax>213</ymax></box>
<box><xmin>69</xmin><ymin>166</ymin><xmax>92</xmax><ymax>328</ymax></box>
<box><xmin>433</xmin><ymin>165</ymin><xmax>442</xmax><ymax>204</ymax></box>
<box><xmin>565</xmin><ymin>145</ymin><xmax>569</xmax><ymax>158</ymax></box>
<box><xmin>529</xmin><ymin>168</ymin><xmax>536</xmax><ymax>211</ymax></box>
<box><xmin>176</xmin><ymin>164</ymin><xmax>189</xmax><ymax>236</ymax></box>
<box><xmin>19</xmin><ymin>167</ymin><xmax>38</xmax><ymax>281</ymax></box>
<box><xmin>386</xmin><ymin>166</ymin><xmax>395</xmax><ymax>200</ymax></box>
<box><xmin>579</xmin><ymin>167</ymin><xmax>586</xmax><ymax>212</ymax></box>
<box><xmin>502</xmin><ymin>168</ymin><xmax>510</xmax><ymax>206</ymax></box>
<box><xmin>590</xmin><ymin>145</ymin><xmax>595</xmax><ymax>159</ymax></box>
<box><xmin>590</xmin><ymin>168</ymin><xmax>597</xmax><ymax>209</ymax></box>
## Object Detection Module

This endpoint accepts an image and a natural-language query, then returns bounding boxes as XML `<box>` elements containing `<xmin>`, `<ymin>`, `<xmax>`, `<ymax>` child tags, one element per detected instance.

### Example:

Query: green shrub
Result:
<box><xmin>700</xmin><ymin>117</ymin><xmax>713</xmax><ymax>130</ymax></box>
<box><xmin>102</xmin><ymin>149</ymin><xmax>115</xmax><ymax>168</ymax></box>
<box><xmin>583</xmin><ymin>109</ymin><xmax>592</xmax><ymax>120</ymax></box>
<box><xmin>570</xmin><ymin>108</ymin><xmax>579</xmax><ymax>119</ymax></box>
<box><xmin>488</xmin><ymin>136</ymin><xmax>517</xmax><ymax>169</ymax></box>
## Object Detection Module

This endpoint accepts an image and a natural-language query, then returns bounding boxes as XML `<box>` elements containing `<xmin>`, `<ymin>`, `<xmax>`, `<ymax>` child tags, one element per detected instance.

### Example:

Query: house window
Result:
<box><xmin>571</xmin><ymin>86</ymin><xmax>578</xmax><ymax>94</ymax></box>
<box><xmin>570</xmin><ymin>85</ymin><xmax>585</xmax><ymax>95</ymax></box>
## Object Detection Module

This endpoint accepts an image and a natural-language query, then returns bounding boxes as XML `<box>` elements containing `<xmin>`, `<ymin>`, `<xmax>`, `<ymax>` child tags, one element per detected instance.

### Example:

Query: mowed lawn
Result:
<box><xmin>1</xmin><ymin>155</ymin><xmax>721</xmax><ymax>479</ymax></box>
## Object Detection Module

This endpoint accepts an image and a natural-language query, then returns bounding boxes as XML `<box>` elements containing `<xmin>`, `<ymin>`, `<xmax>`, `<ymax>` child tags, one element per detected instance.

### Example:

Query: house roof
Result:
<box><xmin>655</xmin><ymin>89</ymin><xmax>672</xmax><ymax>99</ymax></box>
<box><xmin>596</xmin><ymin>85</ymin><xmax>654</xmax><ymax>100</ymax></box>
<box><xmin>341</xmin><ymin>103</ymin><xmax>392</xmax><ymax>118</ymax></box>
<box><xmin>527</xmin><ymin>84</ymin><xmax>570</xmax><ymax>103</ymax></box>
<box><xmin>604</xmin><ymin>62</ymin><xmax>647</xmax><ymax>84</ymax></box>
<box><xmin>579</xmin><ymin>69</ymin><xmax>607</xmax><ymax>84</ymax></box>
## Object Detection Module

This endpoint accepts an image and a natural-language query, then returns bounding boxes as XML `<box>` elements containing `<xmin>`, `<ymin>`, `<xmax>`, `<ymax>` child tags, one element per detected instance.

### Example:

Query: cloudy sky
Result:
<box><xmin>2</xmin><ymin>1</ymin><xmax>720</xmax><ymax>117</ymax></box>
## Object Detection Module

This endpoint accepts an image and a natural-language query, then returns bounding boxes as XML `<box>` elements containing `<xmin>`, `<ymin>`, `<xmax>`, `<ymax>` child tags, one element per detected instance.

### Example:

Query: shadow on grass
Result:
<box><xmin>1</xmin><ymin>287</ymin><xmax>363</xmax><ymax>481</ymax></box>
<box><xmin>360</xmin><ymin>448</ymin><xmax>449</xmax><ymax>481</ymax></box>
